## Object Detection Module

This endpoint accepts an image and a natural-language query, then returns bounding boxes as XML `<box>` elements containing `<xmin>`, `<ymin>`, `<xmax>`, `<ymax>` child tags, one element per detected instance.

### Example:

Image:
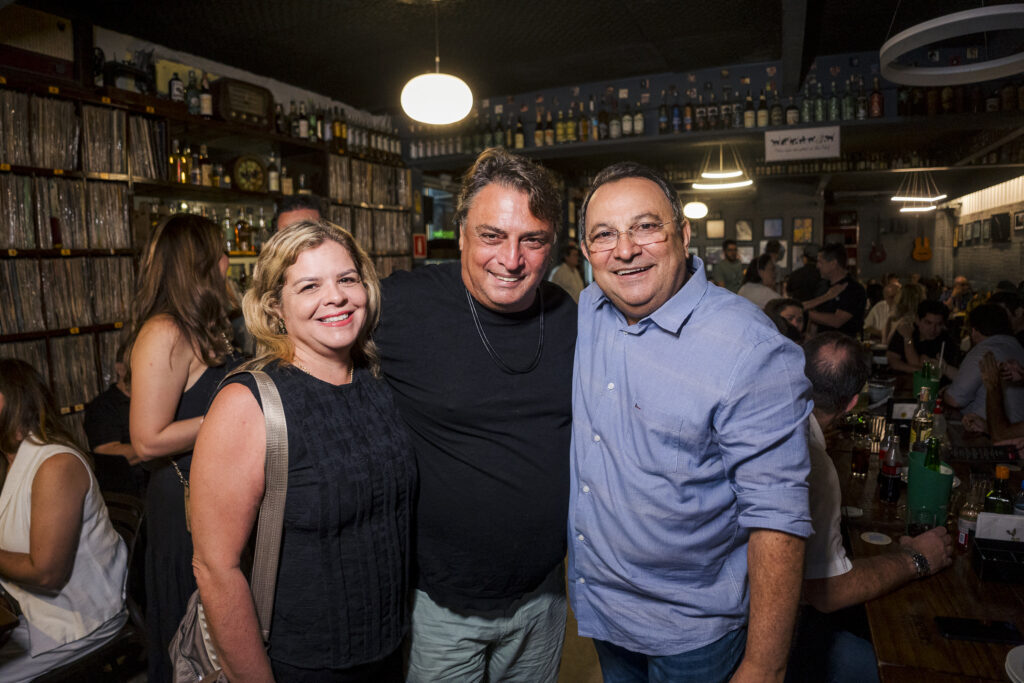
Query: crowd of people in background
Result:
<box><xmin>1</xmin><ymin>147</ymin><xmax>1023</xmax><ymax>682</ymax></box>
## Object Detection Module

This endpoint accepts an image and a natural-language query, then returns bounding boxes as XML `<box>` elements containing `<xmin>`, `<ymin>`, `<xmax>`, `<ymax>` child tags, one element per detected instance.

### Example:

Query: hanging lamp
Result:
<box><xmin>891</xmin><ymin>171</ymin><xmax>946</xmax><ymax>213</ymax></box>
<box><xmin>692</xmin><ymin>145</ymin><xmax>754</xmax><ymax>190</ymax></box>
<box><xmin>401</xmin><ymin>0</ymin><xmax>473</xmax><ymax>125</ymax></box>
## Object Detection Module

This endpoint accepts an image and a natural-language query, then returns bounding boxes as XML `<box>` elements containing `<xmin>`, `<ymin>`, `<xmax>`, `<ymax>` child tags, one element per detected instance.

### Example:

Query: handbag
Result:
<box><xmin>169</xmin><ymin>370</ymin><xmax>289</xmax><ymax>683</ymax></box>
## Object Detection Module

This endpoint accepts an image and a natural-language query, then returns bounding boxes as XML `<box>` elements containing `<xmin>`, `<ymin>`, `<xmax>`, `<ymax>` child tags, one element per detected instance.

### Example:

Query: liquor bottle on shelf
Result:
<box><xmin>533</xmin><ymin>110</ymin><xmax>543</xmax><ymax>147</ymax></box>
<box><xmin>555</xmin><ymin>110</ymin><xmax>566</xmax><ymax>144</ymax></box>
<box><xmin>743</xmin><ymin>89</ymin><xmax>755</xmax><ymax>128</ymax></box>
<box><xmin>185</xmin><ymin>71</ymin><xmax>201</xmax><ymax>116</ymax></box>
<box><xmin>254</xmin><ymin>207</ymin><xmax>269</xmax><ymax>253</ymax></box>
<box><xmin>589</xmin><ymin>96</ymin><xmax>600</xmax><ymax>140</ymax></box>
<box><xmin>307</xmin><ymin>104</ymin><xmax>318</xmax><ymax>143</ymax></box>
<box><xmin>335</xmin><ymin>107</ymin><xmax>348</xmax><ymax>154</ymax></box>
<box><xmin>597</xmin><ymin>100</ymin><xmax>609</xmax><ymax>140</ymax></box>
<box><xmin>222</xmin><ymin>208</ymin><xmax>235</xmax><ymax>251</ymax></box>
<box><xmin>280</xmin><ymin>166</ymin><xmax>294</xmax><ymax>195</ymax></box>
<box><xmin>813</xmin><ymin>83</ymin><xmax>826</xmax><ymax>122</ymax></box>
<box><xmin>545</xmin><ymin>110</ymin><xmax>556</xmax><ymax>146</ymax></box>
<box><xmin>267</xmin><ymin>152</ymin><xmax>280</xmax><ymax>193</ymax></box>
<box><xmin>495</xmin><ymin>114</ymin><xmax>506</xmax><ymax>147</ymax></box>
<box><xmin>169</xmin><ymin>72</ymin><xmax>184</xmax><ymax>103</ymax></box>
<box><xmin>828</xmin><ymin>81</ymin><xmax>839</xmax><ymax>121</ymax></box>
<box><xmin>756</xmin><ymin>88</ymin><xmax>768</xmax><ymax>127</ymax></box>
<box><xmin>578</xmin><ymin>101</ymin><xmax>588</xmax><ymax>142</ymax></box>
<box><xmin>289</xmin><ymin>101</ymin><xmax>299</xmax><ymax>137</ymax></box>
<box><xmin>856</xmin><ymin>78</ymin><xmax>868</xmax><ymax>120</ymax></box>
<box><xmin>719</xmin><ymin>89</ymin><xmax>731</xmax><ymax>129</ymax></box>
<box><xmin>323</xmin><ymin>108</ymin><xmax>334</xmax><ymax>145</ymax></box>
<box><xmin>841</xmin><ymin>77</ymin><xmax>855</xmax><ymax>120</ymax></box>
<box><xmin>869</xmin><ymin>77</ymin><xmax>884</xmax><ymax>118</ymax></box>
<box><xmin>732</xmin><ymin>90</ymin><xmax>743</xmax><ymax>128</ymax></box>
<box><xmin>670</xmin><ymin>88</ymin><xmax>682</xmax><ymax>133</ymax></box>
<box><xmin>632</xmin><ymin>101</ymin><xmax>644</xmax><ymax>136</ymax></box>
<box><xmin>694</xmin><ymin>95</ymin><xmax>706</xmax><ymax>131</ymax></box>
<box><xmin>234</xmin><ymin>211</ymin><xmax>252</xmax><ymax>252</ymax></box>
<box><xmin>785</xmin><ymin>96</ymin><xmax>799</xmax><ymax>125</ymax></box>
<box><xmin>608</xmin><ymin>100</ymin><xmax>621</xmax><ymax>139</ymax></box>
<box><xmin>198</xmin><ymin>144</ymin><xmax>212</xmax><ymax>186</ymax></box>
<box><xmin>984</xmin><ymin>466</ymin><xmax>1013</xmax><ymax>514</ymax></box>
<box><xmin>800</xmin><ymin>82</ymin><xmax>813</xmax><ymax>123</ymax></box>
<box><xmin>199</xmin><ymin>74</ymin><xmax>213</xmax><ymax>119</ymax></box>
<box><xmin>560</xmin><ymin>108</ymin><xmax>572</xmax><ymax>143</ymax></box>
<box><xmin>275</xmin><ymin>103</ymin><xmax>286</xmax><ymax>134</ymax></box>
<box><xmin>621</xmin><ymin>101</ymin><xmax>633</xmax><ymax>137</ymax></box>
<box><xmin>181</xmin><ymin>144</ymin><xmax>194</xmax><ymax>185</ymax></box>
<box><xmin>515</xmin><ymin>115</ymin><xmax>525</xmax><ymax>149</ymax></box>
<box><xmin>297</xmin><ymin>101</ymin><xmax>309</xmax><ymax>140</ymax></box>
<box><xmin>683</xmin><ymin>94</ymin><xmax>694</xmax><ymax>132</ymax></box>
<box><xmin>658</xmin><ymin>90</ymin><xmax>669</xmax><ymax>134</ymax></box>
<box><xmin>769</xmin><ymin>86</ymin><xmax>783</xmax><ymax>127</ymax></box>
<box><xmin>504</xmin><ymin>115</ymin><xmax>514</xmax><ymax>148</ymax></box>
<box><xmin>169</xmin><ymin>139</ymin><xmax>183</xmax><ymax>183</ymax></box>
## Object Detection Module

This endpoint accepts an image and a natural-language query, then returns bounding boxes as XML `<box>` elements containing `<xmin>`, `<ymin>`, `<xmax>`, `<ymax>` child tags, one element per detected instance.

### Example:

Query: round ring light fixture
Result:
<box><xmin>880</xmin><ymin>4</ymin><xmax>1024</xmax><ymax>86</ymax></box>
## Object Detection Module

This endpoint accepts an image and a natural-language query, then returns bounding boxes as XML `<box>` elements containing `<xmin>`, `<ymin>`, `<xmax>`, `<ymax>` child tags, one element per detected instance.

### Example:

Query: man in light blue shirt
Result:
<box><xmin>570</xmin><ymin>162</ymin><xmax>813</xmax><ymax>683</ymax></box>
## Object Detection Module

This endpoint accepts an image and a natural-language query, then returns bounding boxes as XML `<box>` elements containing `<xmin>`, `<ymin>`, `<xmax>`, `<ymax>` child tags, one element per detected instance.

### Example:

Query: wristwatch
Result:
<box><xmin>902</xmin><ymin>548</ymin><xmax>930</xmax><ymax>578</ymax></box>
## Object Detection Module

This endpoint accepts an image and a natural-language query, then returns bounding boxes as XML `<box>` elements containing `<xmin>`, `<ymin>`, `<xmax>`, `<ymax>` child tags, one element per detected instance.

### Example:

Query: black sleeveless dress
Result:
<box><xmin>145</xmin><ymin>363</ymin><xmax>233</xmax><ymax>683</ymax></box>
<box><xmin>223</xmin><ymin>363</ymin><xmax>416</xmax><ymax>681</ymax></box>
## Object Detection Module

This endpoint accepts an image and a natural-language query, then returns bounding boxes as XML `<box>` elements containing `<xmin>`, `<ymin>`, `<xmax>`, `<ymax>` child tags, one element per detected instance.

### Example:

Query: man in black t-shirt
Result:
<box><xmin>375</xmin><ymin>149</ymin><xmax>575</xmax><ymax>683</ymax></box>
<box><xmin>806</xmin><ymin>243</ymin><xmax>866</xmax><ymax>337</ymax></box>
<box><xmin>887</xmin><ymin>300</ymin><xmax>959</xmax><ymax>381</ymax></box>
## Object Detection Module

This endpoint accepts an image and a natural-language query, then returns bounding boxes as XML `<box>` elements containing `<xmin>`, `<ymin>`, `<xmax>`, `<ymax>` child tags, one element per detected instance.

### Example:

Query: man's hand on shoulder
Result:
<box><xmin>899</xmin><ymin>527</ymin><xmax>953</xmax><ymax>577</ymax></box>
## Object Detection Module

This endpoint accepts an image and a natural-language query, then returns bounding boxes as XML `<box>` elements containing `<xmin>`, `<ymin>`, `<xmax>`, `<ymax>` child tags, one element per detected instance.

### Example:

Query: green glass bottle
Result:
<box><xmin>923</xmin><ymin>436</ymin><xmax>942</xmax><ymax>472</ymax></box>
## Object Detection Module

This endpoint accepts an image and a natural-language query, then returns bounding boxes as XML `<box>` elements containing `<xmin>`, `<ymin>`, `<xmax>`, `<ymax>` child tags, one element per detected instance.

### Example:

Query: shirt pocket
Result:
<box><xmin>631</xmin><ymin>397</ymin><xmax>711</xmax><ymax>473</ymax></box>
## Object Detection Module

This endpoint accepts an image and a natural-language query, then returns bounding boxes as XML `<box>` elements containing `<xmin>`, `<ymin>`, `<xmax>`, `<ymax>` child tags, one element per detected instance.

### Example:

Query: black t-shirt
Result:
<box><xmin>816</xmin><ymin>275</ymin><xmax>867</xmax><ymax>337</ymax></box>
<box><xmin>84</xmin><ymin>383</ymin><xmax>147</xmax><ymax>496</ymax></box>
<box><xmin>888</xmin><ymin>328</ymin><xmax>960</xmax><ymax>368</ymax></box>
<box><xmin>376</xmin><ymin>262</ymin><xmax>577</xmax><ymax>611</ymax></box>
<box><xmin>787</xmin><ymin>264</ymin><xmax>824</xmax><ymax>302</ymax></box>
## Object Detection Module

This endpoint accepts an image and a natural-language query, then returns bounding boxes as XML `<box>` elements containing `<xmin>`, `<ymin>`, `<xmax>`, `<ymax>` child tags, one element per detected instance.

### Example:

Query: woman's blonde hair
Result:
<box><xmin>242</xmin><ymin>220</ymin><xmax>382</xmax><ymax>376</ymax></box>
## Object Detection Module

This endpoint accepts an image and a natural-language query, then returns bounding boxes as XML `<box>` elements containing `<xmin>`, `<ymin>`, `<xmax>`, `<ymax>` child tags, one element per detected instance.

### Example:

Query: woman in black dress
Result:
<box><xmin>125</xmin><ymin>214</ymin><xmax>237</xmax><ymax>683</ymax></box>
<box><xmin>190</xmin><ymin>220</ymin><xmax>415</xmax><ymax>681</ymax></box>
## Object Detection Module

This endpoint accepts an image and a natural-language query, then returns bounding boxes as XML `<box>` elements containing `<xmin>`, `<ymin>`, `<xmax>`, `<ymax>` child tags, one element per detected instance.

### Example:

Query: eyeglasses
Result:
<box><xmin>586</xmin><ymin>221</ymin><xmax>670</xmax><ymax>253</ymax></box>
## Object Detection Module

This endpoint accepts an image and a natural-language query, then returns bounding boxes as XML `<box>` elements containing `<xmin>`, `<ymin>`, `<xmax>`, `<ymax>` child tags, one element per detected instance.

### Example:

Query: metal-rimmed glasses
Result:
<box><xmin>585</xmin><ymin>221</ymin><xmax>670</xmax><ymax>253</ymax></box>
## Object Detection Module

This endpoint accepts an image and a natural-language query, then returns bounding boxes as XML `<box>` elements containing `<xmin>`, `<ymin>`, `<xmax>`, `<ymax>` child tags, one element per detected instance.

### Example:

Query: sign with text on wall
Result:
<box><xmin>764</xmin><ymin>126</ymin><xmax>840</xmax><ymax>162</ymax></box>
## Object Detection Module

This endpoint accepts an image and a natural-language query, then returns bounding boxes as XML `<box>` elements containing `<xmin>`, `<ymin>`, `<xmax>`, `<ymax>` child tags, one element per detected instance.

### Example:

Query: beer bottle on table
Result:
<box><xmin>878</xmin><ymin>427</ymin><xmax>901</xmax><ymax>504</ymax></box>
<box><xmin>956</xmin><ymin>481</ymin><xmax>984</xmax><ymax>552</ymax></box>
<box><xmin>923</xmin><ymin>436</ymin><xmax>942</xmax><ymax>472</ymax></box>
<box><xmin>984</xmin><ymin>466</ymin><xmax>1014</xmax><ymax>514</ymax></box>
<box><xmin>910</xmin><ymin>386</ymin><xmax>933</xmax><ymax>450</ymax></box>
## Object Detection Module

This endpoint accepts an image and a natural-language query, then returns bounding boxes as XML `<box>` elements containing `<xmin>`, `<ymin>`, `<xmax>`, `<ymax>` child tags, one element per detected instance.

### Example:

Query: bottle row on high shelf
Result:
<box><xmin>141</xmin><ymin>200</ymin><xmax>273</xmax><ymax>255</ymax></box>
<box><xmin>895</xmin><ymin>80</ymin><xmax>1024</xmax><ymax>117</ymax></box>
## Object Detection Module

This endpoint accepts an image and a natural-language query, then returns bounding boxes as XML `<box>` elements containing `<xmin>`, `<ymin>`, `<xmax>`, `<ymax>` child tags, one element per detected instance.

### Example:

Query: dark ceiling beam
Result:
<box><xmin>780</xmin><ymin>0</ymin><xmax>810</xmax><ymax>96</ymax></box>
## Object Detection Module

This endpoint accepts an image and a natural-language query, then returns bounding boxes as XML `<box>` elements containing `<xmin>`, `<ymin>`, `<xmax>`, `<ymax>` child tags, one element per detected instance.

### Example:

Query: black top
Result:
<box><xmin>176</xmin><ymin>362</ymin><xmax>236</xmax><ymax>473</ymax></box>
<box><xmin>224</xmin><ymin>364</ymin><xmax>416</xmax><ymax>669</ymax></box>
<box><xmin>84</xmin><ymin>383</ymin><xmax>147</xmax><ymax>495</ymax></box>
<box><xmin>815</xmin><ymin>275</ymin><xmax>867</xmax><ymax>338</ymax></box>
<box><xmin>888</xmin><ymin>328</ymin><xmax>960</xmax><ymax>368</ymax></box>
<box><xmin>376</xmin><ymin>262</ymin><xmax>576</xmax><ymax>611</ymax></box>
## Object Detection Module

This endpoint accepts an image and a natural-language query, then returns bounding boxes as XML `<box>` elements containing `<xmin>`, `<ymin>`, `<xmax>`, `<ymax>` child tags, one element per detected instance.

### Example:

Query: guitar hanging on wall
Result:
<box><xmin>912</xmin><ymin>224</ymin><xmax>932</xmax><ymax>262</ymax></box>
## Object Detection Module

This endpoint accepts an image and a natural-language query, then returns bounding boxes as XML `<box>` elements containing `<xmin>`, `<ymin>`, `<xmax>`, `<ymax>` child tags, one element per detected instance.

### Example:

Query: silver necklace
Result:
<box><xmin>294</xmin><ymin>361</ymin><xmax>353</xmax><ymax>384</ymax></box>
<box><xmin>465</xmin><ymin>286</ymin><xmax>544</xmax><ymax>375</ymax></box>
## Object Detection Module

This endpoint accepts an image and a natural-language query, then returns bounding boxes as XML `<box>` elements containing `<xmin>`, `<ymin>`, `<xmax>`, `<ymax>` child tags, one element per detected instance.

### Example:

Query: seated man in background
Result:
<box><xmin>945</xmin><ymin>304</ymin><xmax>1024</xmax><ymax>427</ymax></box>
<box><xmin>863</xmin><ymin>281</ymin><xmax>900</xmax><ymax>340</ymax></box>
<box><xmin>711</xmin><ymin>239</ymin><xmax>744</xmax><ymax>293</ymax></box>
<box><xmin>941</xmin><ymin>275</ymin><xmax>972</xmax><ymax>314</ymax></box>
<box><xmin>789</xmin><ymin>332</ymin><xmax>952</xmax><ymax>683</ymax></box>
<box><xmin>84</xmin><ymin>341</ymin><xmax>147</xmax><ymax>497</ymax></box>
<box><xmin>886</xmin><ymin>300</ymin><xmax>959</xmax><ymax>382</ymax></box>
<box><xmin>549</xmin><ymin>242</ymin><xmax>585</xmax><ymax>303</ymax></box>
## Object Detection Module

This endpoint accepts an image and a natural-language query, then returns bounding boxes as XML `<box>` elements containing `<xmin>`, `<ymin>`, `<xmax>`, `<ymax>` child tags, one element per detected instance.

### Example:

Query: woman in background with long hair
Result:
<box><xmin>125</xmin><ymin>214</ymin><xmax>237</xmax><ymax>683</ymax></box>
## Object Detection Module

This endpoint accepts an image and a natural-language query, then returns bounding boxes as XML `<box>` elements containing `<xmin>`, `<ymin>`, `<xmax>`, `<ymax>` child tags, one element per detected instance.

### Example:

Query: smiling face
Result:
<box><xmin>277</xmin><ymin>240</ymin><xmax>367</xmax><ymax>365</ymax></box>
<box><xmin>459</xmin><ymin>183</ymin><xmax>555</xmax><ymax>313</ymax></box>
<box><xmin>583</xmin><ymin>177</ymin><xmax>690</xmax><ymax>325</ymax></box>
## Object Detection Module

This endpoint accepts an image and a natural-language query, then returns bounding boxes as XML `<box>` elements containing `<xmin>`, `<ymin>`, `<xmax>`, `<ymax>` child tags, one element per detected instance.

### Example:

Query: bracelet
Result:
<box><xmin>901</xmin><ymin>547</ymin><xmax>930</xmax><ymax>578</ymax></box>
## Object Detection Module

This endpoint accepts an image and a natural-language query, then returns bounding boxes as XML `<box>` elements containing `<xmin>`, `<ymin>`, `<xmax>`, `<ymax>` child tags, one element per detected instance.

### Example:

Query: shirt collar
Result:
<box><xmin>590</xmin><ymin>255</ymin><xmax>708</xmax><ymax>334</ymax></box>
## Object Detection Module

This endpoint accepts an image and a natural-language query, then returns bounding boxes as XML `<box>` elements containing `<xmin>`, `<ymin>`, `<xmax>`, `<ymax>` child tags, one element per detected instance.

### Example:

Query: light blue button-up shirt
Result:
<box><xmin>569</xmin><ymin>257</ymin><xmax>812</xmax><ymax>656</ymax></box>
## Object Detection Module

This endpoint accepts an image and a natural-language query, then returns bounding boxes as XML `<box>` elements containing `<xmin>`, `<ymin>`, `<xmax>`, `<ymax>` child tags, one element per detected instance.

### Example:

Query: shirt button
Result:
<box><xmin>578</xmin><ymin>577</ymin><xmax>585</xmax><ymax>584</ymax></box>
<box><xmin>607</xmin><ymin>382</ymin><xmax>615</xmax><ymax>390</ymax></box>
<box><xmin>577</xmin><ymin>533</ymin><xmax>585</xmax><ymax>541</ymax></box>
<box><xmin>593</xmin><ymin>434</ymin><xmax>601</xmax><ymax>442</ymax></box>
<box><xmin>582</xmin><ymin>485</ymin><xmax>591</xmax><ymax>493</ymax></box>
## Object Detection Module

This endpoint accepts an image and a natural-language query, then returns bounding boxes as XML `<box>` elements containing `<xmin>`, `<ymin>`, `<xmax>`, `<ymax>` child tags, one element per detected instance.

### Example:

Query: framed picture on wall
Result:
<box><xmin>792</xmin><ymin>244</ymin><xmax>810</xmax><ymax>266</ymax></box>
<box><xmin>704</xmin><ymin>248</ymin><xmax>723</xmax><ymax>266</ymax></box>
<box><xmin>737</xmin><ymin>245</ymin><xmax>755</xmax><ymax>264</ymax></box>
<box><xmin>981</xmin><ymin>218</ymin><xmax>991</xmax><ymax>241</ymax></box>
<box><xmin>763</xmin><ymin>217</ymin><xmax>783</xmax><ymax>238</ymax></box>
<box><xmin>992</xmin><ymin>213</ymin><xmax>1011</xmax><ymax>242</ymax></box>
<box><xmin>735</xmin><ymin>219</ymin><xmax>753</xmax><ymax>242</ymax></box>
<box><xmin>792</xmin><ymin>217</ymin><xmax>813</xmax><ymax>244</ymax></box>
<box><xmin>1014</xmin><ymin>211</ymin><xmax>1024</xmax><ymax>231</ymax></box>
<box><xmin>707</xmin><ymin>219</ymin><xmax>725</xmax><ymax>239</ymax></box>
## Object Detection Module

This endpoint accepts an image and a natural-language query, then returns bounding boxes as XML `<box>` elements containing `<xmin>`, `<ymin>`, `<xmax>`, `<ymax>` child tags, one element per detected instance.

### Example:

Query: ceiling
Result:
<box><xmin>18</xmin><ymin>0</ymin><xmax>1009</xmax><ymax>113</ymax></box>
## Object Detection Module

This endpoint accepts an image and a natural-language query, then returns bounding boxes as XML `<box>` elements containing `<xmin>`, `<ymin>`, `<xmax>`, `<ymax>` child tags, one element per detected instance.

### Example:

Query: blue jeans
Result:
<box><xmin>405</xmin><ymin>565</ymin><xmax>566</xmax><ymax>682</ymax></box>
<box><xmin>593</xmin><ymin>627</ymin><xmax>746</xmax><ymax>683</ymax></box>
<box><xmin>785</xmin><ymin>606</ymin><xmax>880</xmax><ymax>683</ymax></box>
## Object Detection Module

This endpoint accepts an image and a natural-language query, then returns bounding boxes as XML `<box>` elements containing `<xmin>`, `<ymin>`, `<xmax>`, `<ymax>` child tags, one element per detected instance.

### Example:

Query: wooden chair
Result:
<box><xmin>34</xmin><ymin>491</ymin><xmax>147</xmax><ymax>682</ymax></box>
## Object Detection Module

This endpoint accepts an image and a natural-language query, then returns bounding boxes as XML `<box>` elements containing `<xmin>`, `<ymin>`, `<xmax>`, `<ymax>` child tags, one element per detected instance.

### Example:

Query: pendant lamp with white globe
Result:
<box><xmin>401</xmin><ymin>1</ymin><xmax>473</xmax><ymax>125</ymax></box>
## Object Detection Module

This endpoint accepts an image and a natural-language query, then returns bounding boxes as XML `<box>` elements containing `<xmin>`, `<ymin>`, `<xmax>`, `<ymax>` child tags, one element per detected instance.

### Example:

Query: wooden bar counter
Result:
<box><xmin>830</xmin><ymin>429</ymin><xmax>1024</xmax><ymax>682</ymax></box>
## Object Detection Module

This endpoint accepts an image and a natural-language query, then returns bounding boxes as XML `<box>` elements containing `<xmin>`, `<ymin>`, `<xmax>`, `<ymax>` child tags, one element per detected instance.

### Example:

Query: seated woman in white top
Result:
<box><xmin>737</xmin><ymin>253</ymin><xmax>782</xmax><ymax>309</ymax></box>
<box><xmin>0</xmin><ymin>358</ymin><xmax>127</xmax><ymax>683</ymax></box>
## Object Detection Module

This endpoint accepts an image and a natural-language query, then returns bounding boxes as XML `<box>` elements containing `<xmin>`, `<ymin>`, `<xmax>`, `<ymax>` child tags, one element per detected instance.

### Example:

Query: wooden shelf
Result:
<box><xmin>0</xmin><ymin>321</ymin><xmax>127</xmax><ymax>344</ymax></box>
<box><xmin>1</xmin><ymin>247</ymin><xmax>135</xmax><ymax>258</ymax></box>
